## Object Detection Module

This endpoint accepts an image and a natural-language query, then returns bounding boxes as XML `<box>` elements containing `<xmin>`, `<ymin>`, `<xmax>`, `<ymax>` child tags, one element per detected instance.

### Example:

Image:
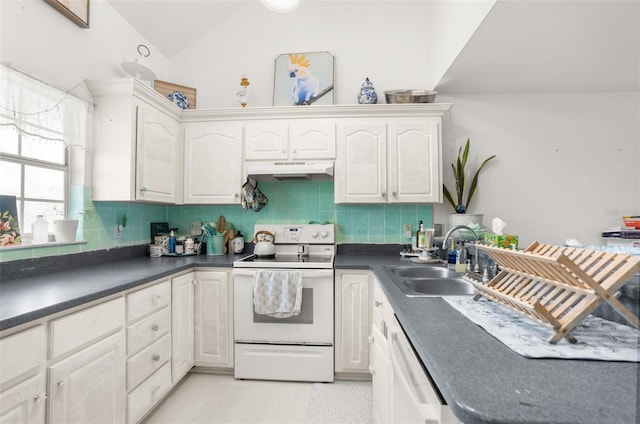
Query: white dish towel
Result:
<box><xmin>253</xmin><ymin>270</ymin><xmax>303</xmax><ymax>318</ymax></box>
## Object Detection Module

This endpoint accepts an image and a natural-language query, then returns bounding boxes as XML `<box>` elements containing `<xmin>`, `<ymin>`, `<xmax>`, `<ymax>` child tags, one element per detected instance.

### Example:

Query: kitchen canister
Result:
<box><xmin>206</xmin><ymin>234</ymin><xmax>224</xmax><ymax>256</ymax></box>
<box><xmin>185</xmin><ymin>237</ymin><xmax>195</xmax><ymax>254</ymax></box>
<box><xmin>149</xmin><ymin>244</ymin><xmax>163</xmax><ymax>257</ymax></box>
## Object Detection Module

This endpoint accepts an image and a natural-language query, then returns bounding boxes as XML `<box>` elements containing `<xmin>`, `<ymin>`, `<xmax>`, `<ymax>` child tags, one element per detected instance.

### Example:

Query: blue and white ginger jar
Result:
<box><xmin>357</xmin><ymin>78</ymin><xmax>378</xmax><ymax>104</ymax></box>
<box><xmin>168</xmin><ymin>91</ymin><xmax>189</xmax><ymax>110</ymax></box>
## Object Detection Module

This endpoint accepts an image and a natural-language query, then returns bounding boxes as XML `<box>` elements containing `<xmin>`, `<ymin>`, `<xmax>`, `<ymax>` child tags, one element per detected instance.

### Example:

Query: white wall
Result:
<box><xmin>0</xmin><ymin>0</ymin><xmax>171</xmax><ymax>96</ymax></box>
<box><xmin>170</xmin><ymin>1</ymin><xmax>495</xmax><ymax>108</ymax></box>
<box><xmin>434</xmin><ymin>92</ymin><xmax>640</xmax><ymax>247</ymax></box>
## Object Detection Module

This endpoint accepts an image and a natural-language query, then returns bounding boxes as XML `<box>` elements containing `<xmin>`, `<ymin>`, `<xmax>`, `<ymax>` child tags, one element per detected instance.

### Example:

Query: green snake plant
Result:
<box><xmin>443</xmin><ymin>139</ymin><xmax>496</xmax><ymax>214</ymax></box>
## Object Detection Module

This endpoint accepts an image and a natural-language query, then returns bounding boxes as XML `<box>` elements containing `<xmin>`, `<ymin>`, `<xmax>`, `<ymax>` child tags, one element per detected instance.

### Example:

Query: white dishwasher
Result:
<box><xmin>389</xmin><ymin>316</ymin><xmax>460</xmax><ymax>424</ymax></box>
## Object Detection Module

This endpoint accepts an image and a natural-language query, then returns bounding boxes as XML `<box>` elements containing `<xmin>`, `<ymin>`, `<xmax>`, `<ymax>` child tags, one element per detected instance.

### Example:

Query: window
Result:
<box><xmin>0</xmin><ymin>126</ymin><xmax>68</xmax><ymax>233</ymax></box>
<box><xmin>1</xmin><ymin>64</ymin><xmax>89</xmax><ymax>239</ymax></box>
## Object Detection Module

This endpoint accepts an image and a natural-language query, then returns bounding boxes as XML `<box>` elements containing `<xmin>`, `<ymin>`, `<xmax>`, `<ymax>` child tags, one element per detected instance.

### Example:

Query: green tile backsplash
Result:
<box><xmin>0</xmin><ymin>182</ymin><xmax>433</xmax><ymax>261</ymax></box>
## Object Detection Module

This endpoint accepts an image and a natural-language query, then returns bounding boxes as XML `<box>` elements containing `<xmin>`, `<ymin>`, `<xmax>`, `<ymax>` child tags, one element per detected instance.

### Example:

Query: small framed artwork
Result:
<box><xmin>273</xmin><ymin>51</ymin><xmax>334</xmax><ymax>106</ymax></box>
<box><xmin>46</xmin><ymin>0</ymin><xmax>90</xmax><ymax>28</ymax></box>
<box><xmin>0</xmin><ymin>195</ymin><xmax>21</xmax><ymax>247</ymax></box>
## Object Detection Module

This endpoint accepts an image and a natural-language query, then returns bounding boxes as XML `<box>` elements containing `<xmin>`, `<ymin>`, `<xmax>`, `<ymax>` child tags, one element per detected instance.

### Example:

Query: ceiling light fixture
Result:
<box><xmin>261</xmin><ymin>0</ymin><xmax>300</xmax><ymax>13</ymax></box>
<box><xmin>121</xmin><ymin>44</ymin><xmax>157</xmax><ymax>81</ymax></box>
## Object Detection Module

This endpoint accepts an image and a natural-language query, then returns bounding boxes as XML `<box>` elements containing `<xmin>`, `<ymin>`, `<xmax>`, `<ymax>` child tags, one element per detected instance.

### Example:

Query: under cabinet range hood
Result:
<box><xmin>246</xmin><ymin>161</ymin><xmax>334</xmax><ymax>181</ymax></box>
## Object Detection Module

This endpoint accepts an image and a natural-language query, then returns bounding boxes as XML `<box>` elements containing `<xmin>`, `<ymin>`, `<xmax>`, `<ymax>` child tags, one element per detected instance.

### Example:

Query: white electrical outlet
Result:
<box><xmin>403</xmin><ymin>224</ymin><xmax>413</xmax><ymax>238</ymax></box>
<box><xmin>191</xmin><ymin>221</ymin><xmax>202</xmax><ymax>235</ymax></box>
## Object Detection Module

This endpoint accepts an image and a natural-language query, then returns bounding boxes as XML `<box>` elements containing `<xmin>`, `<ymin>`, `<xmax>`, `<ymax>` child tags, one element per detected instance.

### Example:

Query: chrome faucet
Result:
<box><xmin>441</xmin><ymin>225</ymin><xmax>479</xmax><ymax>270</ymax></box>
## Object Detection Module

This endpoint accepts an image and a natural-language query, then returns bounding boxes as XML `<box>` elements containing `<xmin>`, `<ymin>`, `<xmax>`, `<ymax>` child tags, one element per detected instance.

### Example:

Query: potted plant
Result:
<box><xmin>443</xmin><ymin>138</ymin><xmax>496</xmax><ymax>228</ymax></box>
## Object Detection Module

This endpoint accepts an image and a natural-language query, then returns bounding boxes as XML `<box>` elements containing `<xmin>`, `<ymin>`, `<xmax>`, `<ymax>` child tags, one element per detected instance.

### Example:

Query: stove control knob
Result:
<box><xmin>311</xmin><ymin>231</ymin><xmax>319</xmax><ymax>238</ymax></box>
<box><xmin>320</xmin><ymin>231</ymin><xmax>328</xmax><ymax>238</ymax></box>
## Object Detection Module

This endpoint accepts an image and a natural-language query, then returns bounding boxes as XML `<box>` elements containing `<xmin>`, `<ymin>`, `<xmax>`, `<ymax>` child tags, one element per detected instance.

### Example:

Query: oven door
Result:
<box><xmin>233</xmin><ymin>268</ymin><xmax>334</xmax><ymax>345</ymax></box>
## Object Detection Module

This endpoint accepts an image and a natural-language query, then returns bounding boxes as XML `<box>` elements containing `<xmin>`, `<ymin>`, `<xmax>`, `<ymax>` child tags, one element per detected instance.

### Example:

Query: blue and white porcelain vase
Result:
<box><xmin>357</xmin><ymin>78</ymin><xmax>378</xmax><ymax>104</ymax></box>
<box><xmin>167</xmin><ymin>90</ymin><xmax>189</xmax><ymax>110</ymax></box>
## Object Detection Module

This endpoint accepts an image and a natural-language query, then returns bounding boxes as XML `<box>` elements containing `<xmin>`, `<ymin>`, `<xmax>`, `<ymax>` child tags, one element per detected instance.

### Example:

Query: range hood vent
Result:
<box><xmin>247</xmin><ymin>161</ymin><xmax>334</xmax><ymax>181</ymax></box>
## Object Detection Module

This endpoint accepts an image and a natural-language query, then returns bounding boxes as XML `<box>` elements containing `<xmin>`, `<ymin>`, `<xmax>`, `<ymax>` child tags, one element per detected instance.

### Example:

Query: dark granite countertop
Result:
<box><xmin>0</xmin><ymin>252</ymin><xmax>247</xmax><ymax>331</ymax></box>
<box><xmin>1</xmin><ymin>248</ymin><xmax>637</xmax><ymax>423</ymax></box>
<box><xmin>335</xmin><ymin>253</ymin><xmax>639</xmax><ymax>424</ymax></box>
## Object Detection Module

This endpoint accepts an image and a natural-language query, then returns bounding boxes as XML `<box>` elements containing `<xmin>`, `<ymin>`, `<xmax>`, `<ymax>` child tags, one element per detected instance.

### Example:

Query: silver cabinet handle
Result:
<box><xmin>381</xmin><ymin>192</ymin><xmax>386</xmax><ymax>198</ymax></box>
<box><xmin>33</xmin><ymin>394</ymin><xmax>47</xmax><ymax>402</ymax></box>
<box><xmin>374</xmin><ymin>300</ymin><xmax>382</xmax><ymax>308</ymax></box>
<box><xmin>57</xmin><ymin>380</ymin><xmax>65</xmax><ymax>387</ymax></box>
<box><xmin>392</xmin><ymin>192</ymin><xmax>397</xmax><ymax>198</ymax></box>
<box><xmin>152</xmin><ymin>354</ymin><xmax>161</xmax><ymax>362</ymax></box>
<box><xmin>151</xmin><ymin>324</ymin><xmax>160</xmax><ymax>331</ymax></box>
<box><xmin>140</xmin><ymin>187</ymin><xmax>148</xmax><ymax>193</ymax></box>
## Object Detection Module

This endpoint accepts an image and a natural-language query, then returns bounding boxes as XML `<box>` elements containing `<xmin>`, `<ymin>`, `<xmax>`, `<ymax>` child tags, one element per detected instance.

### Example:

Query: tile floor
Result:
<box><xmin>144</xmin><ymin>373</ymin><xmax>372</xmax><ymax>424</ymax></box>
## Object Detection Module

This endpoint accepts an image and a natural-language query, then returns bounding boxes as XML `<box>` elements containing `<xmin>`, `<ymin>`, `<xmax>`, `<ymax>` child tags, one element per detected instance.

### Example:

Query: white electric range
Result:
<box><xmin>232</xmin><ymin>224</ymin><xmax>335</xmax><ymax>382</ymax></box>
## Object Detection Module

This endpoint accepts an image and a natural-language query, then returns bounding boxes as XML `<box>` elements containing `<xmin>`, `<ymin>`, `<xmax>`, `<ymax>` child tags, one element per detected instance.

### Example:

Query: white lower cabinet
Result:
<box><xmin>0</xmin><ymin>373</ymin><xmax>46</xmax><ymax>424</ymax></box>
<box><xmin>371</xmin><ymin>278</ymin><xmax>460</xmax><ymax>424</ymax></box>
<box><xmin>334</xmin><ymin>270</ymin><xmax>372</xmax><ymax>375</ymax></box>
<box><xmin>371</xmin><ymin>279</ymin><xmax>394</xmax><ymax>424</ymax></box>
<box><xmin>47</xmin><ymin>331</ymin><xmax>126</xmax><ymax>424</ymax></box>
<box><xmin>172</xmin><ymin>272</ymin><xmax>195</xmax><ymax>382</ymax></box>
<box><xmin>127</xmin><ymin>363</ymin><xmax>171</xmax><ymax>424</ymax></box>
<box><xmin>194</xmin><ymin>270</ymin><xmax>234</xmax><ymax>368</ymax></box>
<box><xmin>125</xmin><ymin>279</ymin><xmax>172</xmax><ymax>424</ymax></box>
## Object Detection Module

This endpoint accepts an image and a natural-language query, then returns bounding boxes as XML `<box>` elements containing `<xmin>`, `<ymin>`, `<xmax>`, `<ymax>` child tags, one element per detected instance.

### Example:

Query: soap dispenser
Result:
<box><xmin>416</xmin><ymin>220</ymin><xmax>426</xmax><ymax>249</ymax></box>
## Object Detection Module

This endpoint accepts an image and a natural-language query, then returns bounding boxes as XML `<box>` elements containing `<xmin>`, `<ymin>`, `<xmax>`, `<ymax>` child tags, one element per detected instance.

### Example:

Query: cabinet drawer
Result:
<box><xmin>50</xmin><ymin>298</ymin><xmax>125</xmax><ymax>360</ymax></box>
<box><xmin>127</xmin><ymin>362</ymin><xmax>171</xmax><ymax>424</ymax></box>
<box><xmin>127</xmin><ymin>307</ymin><xmax>171</xmax><ymax>356</ymax></box>
<box><xmin>127</xmin><ymin>334</ymin><xmax>171</xmax><ymax>391</ymax></box>
<box><xmin>0</xmin><ymin>325</ymin><xmax>45</xmax><ymax>389</ymax></box>
<box><xmin>127</xmin><ymin>280</ymin><xmax>171</xmax><ymax>322</ymax></box>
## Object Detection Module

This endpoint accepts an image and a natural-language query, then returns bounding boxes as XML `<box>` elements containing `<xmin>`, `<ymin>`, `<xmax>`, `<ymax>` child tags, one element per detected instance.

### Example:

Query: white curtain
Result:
<box><xmin>0</xmin><ymin>63</ymin><xmax>91</xmax><ymax>150</ymax></box>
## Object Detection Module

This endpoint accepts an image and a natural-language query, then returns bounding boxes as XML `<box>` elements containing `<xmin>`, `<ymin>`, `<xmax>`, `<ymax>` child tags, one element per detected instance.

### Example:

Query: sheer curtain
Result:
<box><xmin>0</xmin><ymin>63</ymin><xmax>91</xmax><ymax>151</ymax></box>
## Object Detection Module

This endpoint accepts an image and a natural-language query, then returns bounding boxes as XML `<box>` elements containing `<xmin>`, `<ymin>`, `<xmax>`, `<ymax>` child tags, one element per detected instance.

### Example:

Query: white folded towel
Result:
<box><xmin>253</xmin><ymin>270</ymin><xmax>303</xmax><ymax>318</ymax></box>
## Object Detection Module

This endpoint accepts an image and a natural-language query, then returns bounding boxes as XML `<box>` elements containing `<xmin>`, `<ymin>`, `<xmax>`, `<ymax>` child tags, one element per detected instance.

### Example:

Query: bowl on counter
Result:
<box><xmin>384</xmin><ymin>89</ymin><xmax>438</xmax><ymax>104</ymax></box>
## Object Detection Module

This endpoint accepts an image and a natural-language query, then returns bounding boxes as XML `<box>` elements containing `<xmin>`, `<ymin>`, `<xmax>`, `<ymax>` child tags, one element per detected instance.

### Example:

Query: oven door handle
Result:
<box><xmin>232</xmin><ymin>269</ymin><xmax>333</xmax><ymax>278</ymax></box>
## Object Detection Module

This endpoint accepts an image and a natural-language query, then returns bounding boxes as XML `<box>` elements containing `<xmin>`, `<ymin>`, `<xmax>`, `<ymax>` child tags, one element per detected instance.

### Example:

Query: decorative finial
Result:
<box><xmin>237</xmin><ymin>75</ymin><xmax>250</xmax><ymax>108</ymax></box>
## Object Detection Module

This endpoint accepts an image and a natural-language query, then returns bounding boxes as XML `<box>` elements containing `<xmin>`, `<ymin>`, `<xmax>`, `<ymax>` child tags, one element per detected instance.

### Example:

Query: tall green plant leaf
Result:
<box><xmin>465</xmin><ymin>154</ymin><xmax>496</xmax><ymax>208</ymax></box>
<box><xmin>443</xmin><ymin>184</ymin><xmax>457</xmax><ymax>211</ymax></box>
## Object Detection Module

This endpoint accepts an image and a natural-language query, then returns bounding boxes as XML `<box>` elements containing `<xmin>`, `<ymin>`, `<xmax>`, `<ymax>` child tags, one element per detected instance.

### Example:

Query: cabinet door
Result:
<box><xmin>135</xmin><ymin>102</ymin><xmax>181</xmax><ymax>203</ymax></box>
<box><xmin>335</xmin><ymin>123</ymin><xmax>387</xmax><ymax>203</ymax></box>
<box><xmin>194</xmin><ymin>271</ymin><xmax>233</xmax><ymax>368</ymax></box>
<box><xmin>184</xmin><ymin>124</ymin><xmax>243</xmax><ymax>204</ymax></box>
<box><xmin>371</xmin><ymin>280</ymin><xmax>393</xmax><ymax>424</ymax></box>
<box><xmin>388</xmin><ymin>120</ymin><xmax>441</xmax><ymax>203</ymax></box>
<box><xmin>371</xmin><ymin>323</ymin><xmax>392</xmax><ymax>424</ymax></box>
<box><xmin>0</xmin><ymin>374</ymin><xmax>46</xmax><ymax>424</ymax></box>
<box><xmin>334</xmin><ymin>271</ymin><xmax>371</xmax><ymax>374</ymax></box>
<box><xmin>171</xmin><ymin>273</ymin><xmax>195</xmax><ymax>382</ymax></box>
<box><xmin>289</xmin><ymin>121</ymin><xmax>336</xmax><ymax>160</ymax></box>
<box><xmin>245</xmin><ymin>123</ymin><xmax>288</xmax><ymax>160</ymax></box>
<box><xmin>48</xmin><ymin>331</ymin><xmax>126</xmax><ymax>424</ymax></box>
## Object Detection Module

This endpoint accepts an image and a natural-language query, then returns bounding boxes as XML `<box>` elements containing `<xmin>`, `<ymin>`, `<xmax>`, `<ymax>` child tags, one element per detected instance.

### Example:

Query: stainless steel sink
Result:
<box><xmin>400</xmin><ymin>278</ymin><xmax>476</xmax><ymax>297</ymax></box>
<box><xmin>383</xmin><ymin>265</ymin><xmax>476</xmax><ymax>297</ymax></box>
<box><xmin>387</xmin><ymin>265</ymin><xmax>461</xmax><ymax>279</ymax></box>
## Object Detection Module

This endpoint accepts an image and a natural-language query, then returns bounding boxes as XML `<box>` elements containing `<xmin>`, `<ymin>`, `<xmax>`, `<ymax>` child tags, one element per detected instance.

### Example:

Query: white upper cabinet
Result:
<box><xmin>183</xmin><ymin>124</ymin><xmax>243</xmax><ymax>204</ymax></box>
<box><xmin>335</xmin><ymin>114</ymin><xmax>444</xmax><ymax>204</ymax></box>
<box><xmin>87</xmin><ymin>79</ymin><xmax>183</xmax><ymax>204</ymax></box>
<box><xmin>290</xmin><ymin>121</ymin><xmax>336</xmax><ymax>160</ymax></box>
<box><xmin>135</xmin><ymin>102</ymin><xmax>181</xmax><ymax>203</ymax></box>
<box><xmin>245</xmin><ymin>123</ymin><xmax>288</xmax><ymax>160</ymax></box>
<box><xmin>335</xmin><ymin>123</ymin><xmax>387</xmax><ymax>203</ymax></box>
<box><xmin>245</xmin><ymin>120</ymin><xmax>336</xmax><ymax>161</ymax></box>
<box><xmin>388</xmin><ymin>119</ymin><xmax>441</xmax><ymax>203</ymax></box>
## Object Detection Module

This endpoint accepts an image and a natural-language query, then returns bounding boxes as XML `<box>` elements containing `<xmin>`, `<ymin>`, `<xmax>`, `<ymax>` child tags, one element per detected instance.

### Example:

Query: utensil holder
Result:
<box><xmin>206</xmin><ymin>234</ymin><xmax>224</xmax><ymax>256</ymax></box>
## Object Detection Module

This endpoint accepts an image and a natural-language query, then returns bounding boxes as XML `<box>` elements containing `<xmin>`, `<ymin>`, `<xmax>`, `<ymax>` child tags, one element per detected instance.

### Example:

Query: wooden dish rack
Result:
<box><xmin>464</xmin><ymin>242</ymin><xmax>640</xmax><ymax>344</ymax></box>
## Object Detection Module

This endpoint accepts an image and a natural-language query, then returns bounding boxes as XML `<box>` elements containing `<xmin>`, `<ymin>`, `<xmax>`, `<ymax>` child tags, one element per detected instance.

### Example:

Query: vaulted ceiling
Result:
<box><xmin>108</xmin><ymin>0</ymin><xmax>639</xmax><ymax>93</ymax></box>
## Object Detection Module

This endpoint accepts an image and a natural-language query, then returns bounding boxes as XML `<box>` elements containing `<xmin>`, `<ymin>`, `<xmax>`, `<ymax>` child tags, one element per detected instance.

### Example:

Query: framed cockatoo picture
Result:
<box><xmin>273</xmin><ymin>51</ymin><xmax>334</xmax><ymax>106</ymax></box>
